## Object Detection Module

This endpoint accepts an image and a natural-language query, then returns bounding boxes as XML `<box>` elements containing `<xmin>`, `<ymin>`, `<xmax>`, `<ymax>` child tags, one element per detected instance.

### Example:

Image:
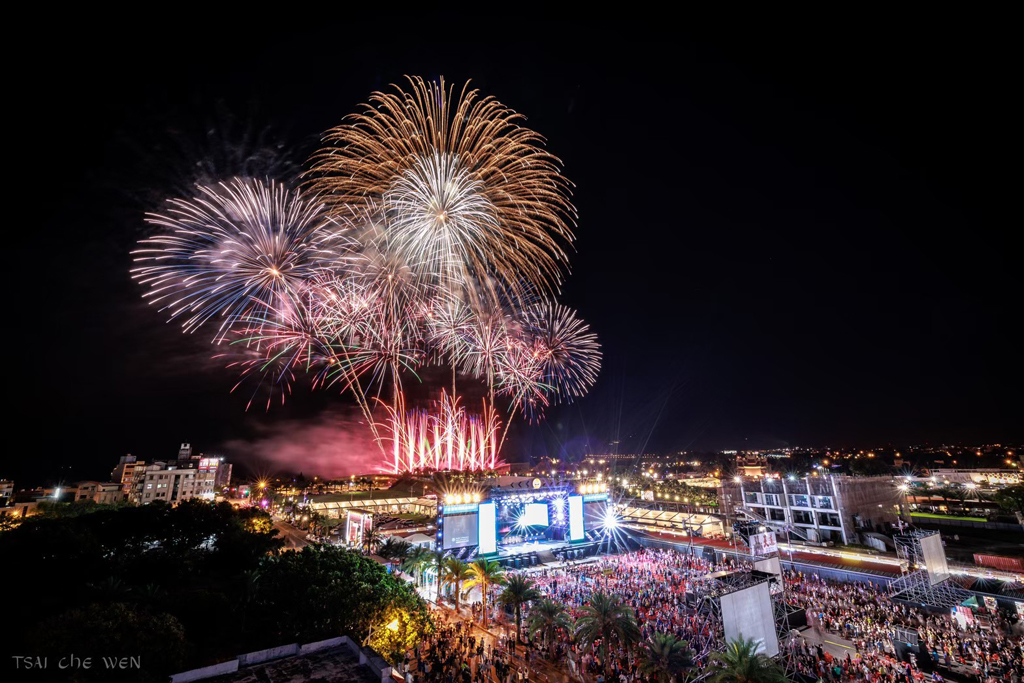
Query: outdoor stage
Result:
<box><xmin>435</xmin><ymin>476</ymin><xmax>617</xmax><ymax>566</ymax></box>
<box><xmin>496</xmin><ymin>538</ymin><xmax>567</xmax><ymax>557</ymax></box>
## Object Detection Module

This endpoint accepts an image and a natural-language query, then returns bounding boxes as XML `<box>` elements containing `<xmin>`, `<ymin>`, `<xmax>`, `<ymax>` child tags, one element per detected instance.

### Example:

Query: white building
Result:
<box><xmin>130</xmin><ymin>457</ymin><xmax>219</xmax><ymax>505</ymax></box>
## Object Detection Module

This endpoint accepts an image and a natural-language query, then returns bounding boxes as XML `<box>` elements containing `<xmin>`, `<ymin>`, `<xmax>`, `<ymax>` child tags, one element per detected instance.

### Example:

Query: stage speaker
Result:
<box><xmin>784</xmin><ymin>606</ymin><xmax>807</xmax><ymax>630</ymax></box>
<box><xmin>894</xmin><ymin>628</ymin><xmax>919</xmax><ymax>646</ymax></box>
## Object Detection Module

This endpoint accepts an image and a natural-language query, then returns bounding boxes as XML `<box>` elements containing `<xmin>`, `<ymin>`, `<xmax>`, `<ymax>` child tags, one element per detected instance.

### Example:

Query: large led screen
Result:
<box><xmin>568</xmin><ymin>495</ymin><xmax>584</xmax><ymax>541</ymax></box>
<box><xmin>478</xmin><ymin>502</ymin><xmax>496</xmax><ymax>554</ymax></box>
<box><xmin>443</xmin><ymin>512</ymin><xmax>479</xmax><ymax>549</ymax></box>
<box><xmin>583</xmin><ymin>500</ymin><xmax>607</xmax><ymax>529</ymax></box>
<box><xmin>522</xmin><ymin>502</ymin><xmax>549</xmax><ymax>527</ymax></box>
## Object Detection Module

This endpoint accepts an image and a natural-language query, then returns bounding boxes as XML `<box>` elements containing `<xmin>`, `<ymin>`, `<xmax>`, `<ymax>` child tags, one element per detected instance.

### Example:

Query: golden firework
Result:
<box><xmin>308</xmin><ymin>76</ymin><xmax>576</xmax><ymax>307</ymax></box>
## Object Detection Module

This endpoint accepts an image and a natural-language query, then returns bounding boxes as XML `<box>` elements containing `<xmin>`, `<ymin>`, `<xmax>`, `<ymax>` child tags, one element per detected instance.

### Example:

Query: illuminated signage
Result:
<box><xmin>442</xmin><ymin>503</ymin><xmax>480</xmax><ymax>515</ymax></box>
<box><xmin>478</xmin><ymin>502</ymin><xmax>496</xmax><ymax>554</ymax></box>
<box><xmin>583</xmin><ymin>492</ymin><xmax>609</xmax><ymax>502</ymax></box>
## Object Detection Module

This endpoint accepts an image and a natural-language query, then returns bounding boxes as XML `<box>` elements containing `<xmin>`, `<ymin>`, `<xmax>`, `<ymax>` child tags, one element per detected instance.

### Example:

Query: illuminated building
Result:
<box><xmin>308</xmin><ymin>491</ymin><xmax>436</xmax><ymax>519</ymax></box>
<box><xmin>111</xmin><ymin>455</ymin><xmax>144</xmax><ymax>496</ymax></box>
<box><xmin>129</xmin><ymin>451</ymin><xmax>220</xmax><ymax>505</ymax></box>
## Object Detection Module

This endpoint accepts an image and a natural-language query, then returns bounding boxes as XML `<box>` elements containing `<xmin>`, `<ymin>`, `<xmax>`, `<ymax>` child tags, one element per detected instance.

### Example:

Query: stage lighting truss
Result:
<box><xmin>891</xmin><ymin>530</ymin><xmax>972</xmax><ymax>609</ymax></box>
<box><xmin>442</xmin><ymin>491</ymin><xmax>481</xmax><ymax>506</ymax></box>
<box><xmin>551</xmin><ymin>496</ymin><xmax>567</xmax><ymax>525</ymax></box>
<box><xmin>685</xmin><ymin>571</ymin><xmax>796</xmax><ymax>681</ymax></box>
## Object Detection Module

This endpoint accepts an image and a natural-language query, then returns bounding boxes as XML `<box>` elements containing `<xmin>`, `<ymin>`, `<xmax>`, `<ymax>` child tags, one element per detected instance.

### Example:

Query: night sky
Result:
<box><xmin>11</xmin><ymin>20</ymin><xmax>1020</xmax><ymax>486</ymax></box>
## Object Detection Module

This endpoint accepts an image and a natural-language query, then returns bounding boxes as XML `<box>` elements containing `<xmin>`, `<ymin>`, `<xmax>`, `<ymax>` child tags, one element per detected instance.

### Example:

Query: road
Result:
<box><xmin>635</xmin><ymin>527</ymin><xmax>901</xmax><ymax>575</ymax></box>
<box><xmin>630</xmin><ymin>525</ymin><xmax>1023</xmax><ymax>582</ymax></box>
<box><xmin>274</xmin><ymin>520</ymin><xmax>311</xmax><ymax>550</ymax></box>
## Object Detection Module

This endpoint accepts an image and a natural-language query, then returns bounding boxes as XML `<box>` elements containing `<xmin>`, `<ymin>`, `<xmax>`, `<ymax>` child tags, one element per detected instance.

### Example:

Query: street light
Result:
<box><xmin>362</xmin><ymin>618</ymin><xmax>400</xmax><ymax>647</ymax></box>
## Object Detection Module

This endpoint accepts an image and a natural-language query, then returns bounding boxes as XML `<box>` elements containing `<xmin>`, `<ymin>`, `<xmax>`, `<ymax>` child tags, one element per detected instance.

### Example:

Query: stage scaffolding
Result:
<box><xmin>890</xmin><ymin>530</ymin><xmax>971</xmax><ymax>608</ymax></box>
<box><xmin>684</xmin><ymin>569</ymin><xmax>797</xmax><ymax>680</ymax></box>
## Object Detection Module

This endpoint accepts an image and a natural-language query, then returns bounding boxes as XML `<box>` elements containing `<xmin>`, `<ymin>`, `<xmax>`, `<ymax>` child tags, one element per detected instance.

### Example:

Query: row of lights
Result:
<box><xmin>579</xmin><ymin>483</ymin><xmax>608</xmax><ymax>494</ymax></box>
<box><xmin>655</xmin><ymin>493</ymin><xmax>690</xmax><ymax>502</ymax></box>
<box><xmin>443</xmin><ymin>492</ymin><xmax>481</xmax><ymax>505</ymax></box>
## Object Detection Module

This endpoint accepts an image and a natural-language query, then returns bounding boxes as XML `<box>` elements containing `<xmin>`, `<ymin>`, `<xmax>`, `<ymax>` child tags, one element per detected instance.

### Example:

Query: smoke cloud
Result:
<box><xmin>222</xmin><ymin>406</ymin><xmax>384</xmax><ymax>478</ymax></box>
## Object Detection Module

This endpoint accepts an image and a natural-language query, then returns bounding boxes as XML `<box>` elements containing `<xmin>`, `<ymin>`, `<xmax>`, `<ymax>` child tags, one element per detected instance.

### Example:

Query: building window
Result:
<box><xmin>792</xmin><ymin>510</ymin><xmax>813</xmax><ymax>525</ymax></box>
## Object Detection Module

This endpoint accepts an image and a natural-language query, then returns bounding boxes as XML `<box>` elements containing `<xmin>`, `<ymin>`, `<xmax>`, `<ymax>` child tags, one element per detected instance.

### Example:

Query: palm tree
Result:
<box><xmin>949</xmin><ymin>485</ymin><xmax>970</xmax><ymax>508</ymax></box>
<box><xmin>428</xmin><ymin>550</ymin><xmax>445</xmax><ymax>600</ymax></box>
<box><xmin>573</xmin><ymin>591</ymin><xmax>641</xmax><ymax>680</ymax></box>
<box><xmin>401</xmin><ymin>546</ymin><xmax>433</xmax><ymax>586</ymax></box>
<box><xmin>362</xmin><ymin>525</ymin><xmax>383</xmax><ymax>554</ymax></box>
<box><xmin>463</xmin><ymin>558</ymin><xmax>506</xmax><ymax>627</ymax></box>
<box><xmin>708</xmin><ymin>636</ymin><xmax>788</xmax><ymax>683</ymax></box>
<box><xmin>87</xmin><ymin>576</ymin><xmax>131</xmax><ymax>602</ymax></box>
<box><xmin>378</xmin><ymin>537</ymin><xmax>412</xmax><ymax>566</ymax></box>
<box><xmin>638</xmin><ymin>632</ymin><xmax>694</xmax><ymax>683</ymax></box>
<box><xmin>526</xmin><ymin>598</ymin><xmax>572</xmax><ymax>657</ymax></box>
<box><xmin>136</xmin><ymin>583</ymin><xmax>168</xmax><ymax>606</ymax></box>
<box><xmin>441</xmin><ymin>557</ymin><xmax>473</xmax><ymax>614</ymax></box>
<box><xmin>497</xmin><ymin>574</ymin><xmax>542</xmax><ymax>643</ymax></box>
<box><xmin>307</xmin><ymin>510</ymin><xmax>324</xmax><ymax>538</ymax></box>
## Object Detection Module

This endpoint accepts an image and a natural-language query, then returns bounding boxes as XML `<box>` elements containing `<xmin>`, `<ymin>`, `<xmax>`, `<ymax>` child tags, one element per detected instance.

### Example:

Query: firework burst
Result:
<box><xmin>134</xmin><ymin>78</ymin><xmax>600</xmax><ymax>472</ymax></box>
<box><xmin>524</xmin><ymin>303</ymin><xmax>602</xmax><ymax>404</ymax></box>
<box><xmin>308</xmin><ymin>76</ymin><xmax>576</xmax><ymax>307</ymax></box>
<box><xmin>131</xmin><ymin>178</ymin><xmax>349</xmax><ymax>342</ymax></box>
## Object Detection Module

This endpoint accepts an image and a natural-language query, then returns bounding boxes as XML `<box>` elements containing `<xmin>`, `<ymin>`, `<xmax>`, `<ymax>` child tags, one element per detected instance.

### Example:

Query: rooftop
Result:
<box><xmin>210</xmin><ymin>645</ymin><xmax>378</xmax><ymax>683</ymax></box>
<box><xmin>310</xmin><ymin>489</ymin><xmax>433</xmax><ymax>504</ymax></box>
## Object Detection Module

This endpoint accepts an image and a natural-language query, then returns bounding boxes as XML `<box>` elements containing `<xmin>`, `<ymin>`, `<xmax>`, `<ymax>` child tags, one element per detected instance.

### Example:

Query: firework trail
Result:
<box><xmin>378</xmin><ymin>391</ymin><xmax>501</xmax><ymax>474</ymax></box>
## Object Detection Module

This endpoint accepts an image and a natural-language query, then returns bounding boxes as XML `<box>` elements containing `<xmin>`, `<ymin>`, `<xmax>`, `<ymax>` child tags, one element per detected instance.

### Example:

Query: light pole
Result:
<box><xmin>362</xmin><ymin>618</ymin><xmax>400</xmax><ymax>647</ymax></box>
<box><xmin>897</xmin><ymin>483</ymin><xmax>911</xmax><ymax>527</ymax></box>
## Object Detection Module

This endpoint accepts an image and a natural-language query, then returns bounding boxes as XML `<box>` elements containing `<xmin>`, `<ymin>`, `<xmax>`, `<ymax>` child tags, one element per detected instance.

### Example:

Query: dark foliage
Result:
<box><xmin>0</xmin><ymin>501</ymin><xmax>430</xmax><ymax>679</ymax></box>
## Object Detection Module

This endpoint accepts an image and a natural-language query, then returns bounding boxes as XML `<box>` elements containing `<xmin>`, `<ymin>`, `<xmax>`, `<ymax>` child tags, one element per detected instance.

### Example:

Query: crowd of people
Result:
<box><xmin>405</xmin><ymin>611</ymin><xmax>540</xmax><ymax>683</ymax></box>
<box><xmin>405</xmin><ymin>546</ymin><xmax>1023</xmax><ymax>683</ymax></box>
<box><xmin>784</xmin><ymin>571</ymin><xmax>1024</xmax><ymax>683</ymax></box>
<box><xmin>530</xmin><ymin>549</ymin><xmax>745</xmax><ymax>655</ymax></box>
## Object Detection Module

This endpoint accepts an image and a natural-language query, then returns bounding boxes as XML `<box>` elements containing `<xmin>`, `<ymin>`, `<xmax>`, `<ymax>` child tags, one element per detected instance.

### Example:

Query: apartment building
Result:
<box><xmin>130</xmin><ymin>456</ymin><xmax>219</xmax><ymax>505</ymax></box>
